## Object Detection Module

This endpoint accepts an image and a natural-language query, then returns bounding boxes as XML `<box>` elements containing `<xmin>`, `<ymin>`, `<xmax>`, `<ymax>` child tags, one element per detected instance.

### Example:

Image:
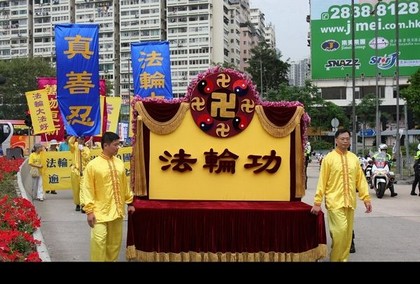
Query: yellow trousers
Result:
<box><xmin>327</xmin><ymin>207</ymin><xmax>354</xmax><ymax>262</ymax></box>
<box><xmin>90</xmin><ymin>217</ymin><xmax>124</xmax><ymax>262</ymax></box>
<box><xmin>71</xmin><ymin>172</ymin><xmax>84</xmax><ymax>206</ymax></box>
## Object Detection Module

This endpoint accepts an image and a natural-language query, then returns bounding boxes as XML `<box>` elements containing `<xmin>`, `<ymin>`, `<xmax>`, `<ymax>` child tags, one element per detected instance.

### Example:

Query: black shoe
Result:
<box><xmin>46</xmin><ymin>191</ymin><xmax>51</xmax><ymax>194</ymax></box>
<box><xmin>391</xmin><ymin>192</ymin><xmax>398</xmax><ymax>197</ymax></box>
<box><xmin>350</xmin><ymin>243</ymin><xmax>356</xmax><ymax>253</ymax></box>
<box><xmin>50</xmin><ymin>190</ymin><xmax>57</xmax><ymax>194</ymax></box>
<box><xmin>411</xmin><ymin>192</ymin><xmax>417</xmax><ymax>196</ymax></box>
<box><xmin>81</xmin><ymin>209</ymin><xmax>86</xmax><ymax>214</ymax></box>
<box><xmin>75</xmin><ymin>205</ymin><xmax>80</xmax><ymax>211</ymax></box>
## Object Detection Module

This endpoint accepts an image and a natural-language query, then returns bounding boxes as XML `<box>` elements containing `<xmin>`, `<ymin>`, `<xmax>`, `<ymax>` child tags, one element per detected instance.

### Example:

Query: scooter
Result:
<box><xmin>370</xmin><ymin>152</ymin><xmax>396</xmax><ymax>198</ymax></box>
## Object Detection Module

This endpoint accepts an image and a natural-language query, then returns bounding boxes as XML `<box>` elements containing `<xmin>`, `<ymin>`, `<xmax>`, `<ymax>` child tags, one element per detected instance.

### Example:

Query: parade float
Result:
<box><xmin>126</xmin><ymin>67</ymin><xmax>327</xmax><ymax>262</ymax></box>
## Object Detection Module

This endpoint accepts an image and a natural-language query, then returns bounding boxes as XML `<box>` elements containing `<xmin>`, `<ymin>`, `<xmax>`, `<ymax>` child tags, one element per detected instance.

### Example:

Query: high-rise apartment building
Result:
<box><xmin>0</xmin><ymin>0</ymin><xmax>273</xmax><ymax>101</ymax></box>
<box><xmin>289</xmin><ymin>58</ymin><xmax>310</xmax><ymax>87</ymax></box>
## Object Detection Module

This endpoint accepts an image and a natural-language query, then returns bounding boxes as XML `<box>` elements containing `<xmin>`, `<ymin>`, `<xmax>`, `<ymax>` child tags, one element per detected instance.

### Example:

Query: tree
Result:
<box><xmin>264</xmin><ymin>80</ymin><xmax>349</xmax><ymax>132</ymax></box>
<box><xmin>245</xmin><ymin>42</ymin><xmax>290</xmax><ymax>96</ymax></box>
<box><xmin>401</xmin><ymin>68</ymin><xmax>420</xmax><ymax>127</ymax></box>
<box><xmin>355</xmin><ymin>94</ymin><xmax>378</xmax><ymax>130</ymax></box>
<box><xmin>0</xmin><ymin>58</ymin><xmax>55</xmax><ymax>119</ymax></box>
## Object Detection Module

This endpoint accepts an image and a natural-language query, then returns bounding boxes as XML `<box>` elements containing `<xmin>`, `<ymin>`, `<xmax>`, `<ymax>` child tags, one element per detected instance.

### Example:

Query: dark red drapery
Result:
<box><xmin>127</xmin><ymin>199</ymin><xmax>326</xmax><ymax>261</ymax></box>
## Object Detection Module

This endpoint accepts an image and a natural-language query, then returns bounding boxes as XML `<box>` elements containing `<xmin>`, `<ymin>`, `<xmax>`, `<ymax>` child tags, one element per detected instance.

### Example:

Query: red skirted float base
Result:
<box><xmin>126</xmin><ymin>199</ymin><xmax>327</xmax><ymax>262</ymax></box>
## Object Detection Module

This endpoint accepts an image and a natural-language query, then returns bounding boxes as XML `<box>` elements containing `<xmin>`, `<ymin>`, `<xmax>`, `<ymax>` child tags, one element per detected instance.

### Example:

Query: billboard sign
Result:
<box><xmin>311</xmin><ymin>0</ymin><xmax>420</xmax><ymax>79</ymax></box>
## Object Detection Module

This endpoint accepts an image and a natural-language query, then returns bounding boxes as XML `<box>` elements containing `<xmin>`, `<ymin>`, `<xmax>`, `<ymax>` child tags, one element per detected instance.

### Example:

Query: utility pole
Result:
<box><xmin>259</xmin><ymin>59</ymin><xmax>263</xmax><ymax>98</ymax></box>
<box><xmin>395</xmin><ymin>0</ymin><xmax>401</xmax><ymax>175</ymax></box>
<box><xmin>372</xmin><ymin>0</ymin><xmax>382</xmax><ymax>148</ymax></box>
<box><xmin>351</xmin><ymin>0</ymin><xmax>357</xmax><ymax>154</ymax></box>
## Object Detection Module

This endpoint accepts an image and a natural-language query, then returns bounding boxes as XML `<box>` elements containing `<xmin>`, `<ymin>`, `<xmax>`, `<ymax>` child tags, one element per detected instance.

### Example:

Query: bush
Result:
<box><xmin>0</xmin><ymin>157</ymin><xmax>42</xmax><ymax>262</ymax></box>
<box><xmin>310</xmin><ymin>139</ymin><xmax>333</xmax><ymax>151</ymax></box>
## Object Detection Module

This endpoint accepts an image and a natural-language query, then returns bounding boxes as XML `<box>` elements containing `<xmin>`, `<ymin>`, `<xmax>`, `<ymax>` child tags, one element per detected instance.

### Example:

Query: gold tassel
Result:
<box><xmin>126</xmin><ymin>245</ymin><xmax>137</xmax><ymax>261</ymax></box>
<box><xmin>131</xmin><ymin>103</ymin><xmax>148</xmax><ymax>196</ymax></box>
<box><xmin>255</xmin><ymin>105</ymin><xmax>304</xmax><ymax>138</ymax></box>
<box><xmin>137</xmin><ymin>101</ymin><xmax>189</xmax><ymax>135</ymax></box>
<box><xmin>133</xmin><ymin>244</ymin><xmax>327</xmax><ymax>262</ymax></box>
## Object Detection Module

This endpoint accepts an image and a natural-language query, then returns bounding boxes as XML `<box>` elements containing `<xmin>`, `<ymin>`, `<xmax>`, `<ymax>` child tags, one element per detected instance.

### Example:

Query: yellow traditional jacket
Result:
<box><xmin>314</xmin><ymin>149</ymin><xmax>371</xmax><ymax>210</ymax></box>
<box><xmin>28</xmin><ymin>152</ymin><xmax>43</xmax><ymax>174</ymax></box>
<box><xmin>69</xmin><ymin>136</ymin><xmax>91</xmax><ymax>176</ymax></box>
<box><xmin>81</xmin><ymin>153</ymin><xmax>134</xmax><ymax>222</ymax></box>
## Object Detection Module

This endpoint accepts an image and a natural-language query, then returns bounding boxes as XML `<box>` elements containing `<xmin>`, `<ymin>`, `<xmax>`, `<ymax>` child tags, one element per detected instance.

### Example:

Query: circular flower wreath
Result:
<box><xmin>130</xmin><ymin>66</ymin><xmax>310</xmax><ymax>145</ymax></box>
<box><xmin>187</xmin><ymin>66</ymin><xmax>261</xmax><ymax>138</ymax></box>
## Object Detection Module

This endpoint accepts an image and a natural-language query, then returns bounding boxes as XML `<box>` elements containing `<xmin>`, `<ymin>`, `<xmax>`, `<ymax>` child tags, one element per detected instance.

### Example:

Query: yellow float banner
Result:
<box><xmin>41</xmin><ymin>146</ymin><xmax>132</xmax><ymax>191</ymax></box>
<box><xmin>148</xmin><ymin>112</ymin><xmax>291</xmax><ymax>201</ymax></box>
<box><xmin>105</xmin><ymin>96</ymin><xmax>122</xmax><ymax>133</ymax></box>
<box><xmin>25</xmin><ymin>89</ymin><xmax>56</xmax><ymax>135</ymax></box>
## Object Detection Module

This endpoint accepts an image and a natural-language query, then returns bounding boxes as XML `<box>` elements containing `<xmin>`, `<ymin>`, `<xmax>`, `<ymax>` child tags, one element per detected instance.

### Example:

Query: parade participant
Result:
<box><xmin>28</xmin><ymin>143</ymin><xmax>45</xmax><ymax>201</ymax></box>
<box><xmin>69</xmin><ymin>136</ymin><xmax>91</xmax><ymax>212</ymax></box>
<box><xmin>81</xmin><ymin>131</ymin><xmax>135</xmax><ymax>262</ymax></box>
<box><xmin>310</xmin><ymin>128</ymin><xmax>372</xmax><ymax>262</ymax></box>
<box><xmin>59</xmin><ymin>134</ymin><xmax>71</xmax><ymax>151</ymax></box>
<box><xmin>48</xmin><ymin>139</ymin><xmax>59</xmax><ymax>152</ymax></box>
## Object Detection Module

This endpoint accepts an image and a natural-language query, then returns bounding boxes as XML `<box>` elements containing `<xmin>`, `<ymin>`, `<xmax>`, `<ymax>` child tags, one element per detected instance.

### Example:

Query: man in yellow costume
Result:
<box><xmin>69</xmin><ymin>136</ymin><xmax>91</xmax><ymax>212</ymax></box>
<box><xmin>310</xmin><ymin>128</ymin><xmax>372</xmax><ymax>261</ymax></box>
<box><xmin>81</xmin><ymin>131</ymin><xmax>135</xmax><ymax>262</ymax></box>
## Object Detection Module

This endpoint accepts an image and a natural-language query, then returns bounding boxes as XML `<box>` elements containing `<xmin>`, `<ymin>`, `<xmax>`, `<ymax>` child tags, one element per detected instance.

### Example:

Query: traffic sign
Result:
<box><xmin>331</xmin><ymin>118</ymin><xmax>339</xmax><ymax>128</ymax></box>
<box><xmin>358</xmin><ymin>128</ymin><xmax>376</xmax><ymax>137</ymax></box>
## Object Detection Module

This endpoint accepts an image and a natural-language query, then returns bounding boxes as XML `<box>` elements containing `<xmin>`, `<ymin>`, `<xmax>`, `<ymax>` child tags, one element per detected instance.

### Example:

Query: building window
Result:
<box><xmin>320</xmin><ymin>87</ymin><xmax>346</xmax><ymax>100</ymax></box>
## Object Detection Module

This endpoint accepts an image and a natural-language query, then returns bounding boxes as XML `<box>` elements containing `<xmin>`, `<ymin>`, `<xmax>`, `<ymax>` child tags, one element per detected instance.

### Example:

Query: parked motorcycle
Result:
<box><xmin>370</xmin><ymin>152</ymin><xmax>396</xmax><ymax>198</ymax></box>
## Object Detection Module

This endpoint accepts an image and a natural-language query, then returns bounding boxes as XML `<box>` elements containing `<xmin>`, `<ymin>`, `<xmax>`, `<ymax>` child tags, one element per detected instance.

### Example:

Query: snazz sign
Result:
<box><xmin>325</xmin><ymin>58</ymin><xmax>361</xmax><ymax>70</ymax></box>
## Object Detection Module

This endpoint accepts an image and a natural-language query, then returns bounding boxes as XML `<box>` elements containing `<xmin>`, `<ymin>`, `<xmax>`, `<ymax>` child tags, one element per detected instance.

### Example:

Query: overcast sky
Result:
<box><xmin>251</xmin><ymin>0</ymin><xmax>310</xmax><ymax>62</ymax></box>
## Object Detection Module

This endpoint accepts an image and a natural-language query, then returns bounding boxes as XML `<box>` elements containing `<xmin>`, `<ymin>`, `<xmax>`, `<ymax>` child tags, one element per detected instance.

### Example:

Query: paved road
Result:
<box><xmin>22</xmin><ymin>160</ymin><xmax>420</xmax><ymax>262</ymax></box>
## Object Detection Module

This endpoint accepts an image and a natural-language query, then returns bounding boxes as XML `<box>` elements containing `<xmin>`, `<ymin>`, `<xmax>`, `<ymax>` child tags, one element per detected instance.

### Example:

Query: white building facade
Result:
<box><xmin>0</xmin><ymin>0</ymin><xmax>273</xmax><ymax>100</ymax></box>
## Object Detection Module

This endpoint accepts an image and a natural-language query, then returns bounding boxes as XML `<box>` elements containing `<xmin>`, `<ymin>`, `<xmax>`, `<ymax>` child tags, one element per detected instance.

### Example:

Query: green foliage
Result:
<box><xmin>354</xmin><ymin>93</ymin><xmax>382</xmax><ymax>129</ymax></box>
<box><xmin>310</xmin><ymin>139</ymin><xmax>334</xmax><ymax>150</ymax></box>
<box><xmin>245</xmin><ymin>42</ymin><xmax>290</xmax><ymax>95</ymax></box>
<box><xmin>401</xmin><ymin>68</ymin><xmax>420</xmax><ymax>127</ymax></box>
<box><xmin>265</xmin><ymin>80</ymin><xmax>349</xmax><ymax>131</ymax></box>
<box><xmin>0</xmin><ymin>174</ymin><xmax>18</xmax><ymax>198</ymax></box>
<box><xmin>0</xmin><ymin>57</ymin><xmax>55</xmax><ymax>119</ymax></box>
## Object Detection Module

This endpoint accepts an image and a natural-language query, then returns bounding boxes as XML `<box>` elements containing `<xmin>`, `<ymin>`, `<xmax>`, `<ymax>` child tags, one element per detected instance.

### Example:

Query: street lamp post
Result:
<box><xmin>351</xmin><ymin>0</ymin><xmax>357</xmax><ymax>154</ymax></box>
<box><xmin>127</xmin><ymin>58</ymin><xmax>132</xmax><ymax>124</ymax></box>
<box><xmin>259</xmin><ymin>59</ymin><xmax>263</xmax><ymax>98</ymax></box>
<box><xmin>395</xmin><ymin>0</ymin><xmax>401</xmax><ymax>175</ymax></box>
<box><xmin>372</xmin><ymin>0</ymin><xmax>382</xmax><ymax>148</ymax></box>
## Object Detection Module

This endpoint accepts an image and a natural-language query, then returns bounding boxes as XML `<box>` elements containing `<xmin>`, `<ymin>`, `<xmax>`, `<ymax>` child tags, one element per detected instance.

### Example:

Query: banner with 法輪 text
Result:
<box><xmin>131</xmin><ymin>41</ymin><xmax>173</xmax><ymax>99</ymax></box>
<box><xmin>41</xmin><ymin>146</ymin><xmax>132</xmax><ymax>191</ymax></box>
<box><xmin>25</xmin><ymin>89</ymin><xmax>56</xmax><ymax>135</ymax></box>
<box><xmin>55</xmin><ymin>23</ymin><xmax>101</xmax><ymax>137</ymax></box>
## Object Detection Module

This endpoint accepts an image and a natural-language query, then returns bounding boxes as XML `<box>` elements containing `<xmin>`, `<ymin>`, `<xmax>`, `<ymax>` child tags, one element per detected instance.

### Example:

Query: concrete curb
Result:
<box><xmin>17</xmin><ymin>171</ymin><xmax>51</xmax><ymax>262</ymax></box>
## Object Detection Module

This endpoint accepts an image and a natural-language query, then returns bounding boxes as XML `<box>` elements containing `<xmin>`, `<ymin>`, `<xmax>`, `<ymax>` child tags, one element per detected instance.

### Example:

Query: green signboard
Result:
<box><xmin>311</xmin><ymin>0</ymin><xmax>420</xmax><ymax>80</ymax></box>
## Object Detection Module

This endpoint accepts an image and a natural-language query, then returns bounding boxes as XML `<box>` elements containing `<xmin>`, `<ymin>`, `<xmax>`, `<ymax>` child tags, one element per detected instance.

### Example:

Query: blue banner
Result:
<box><xmin>131</xmin><ymin>41</ymin><xmax>173</xmax><ymax>99</ymax></box>
<box><xmin>55</xmin><ymin>23</ymin><xmax>101</xmax><ymax>137</ymax></box>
